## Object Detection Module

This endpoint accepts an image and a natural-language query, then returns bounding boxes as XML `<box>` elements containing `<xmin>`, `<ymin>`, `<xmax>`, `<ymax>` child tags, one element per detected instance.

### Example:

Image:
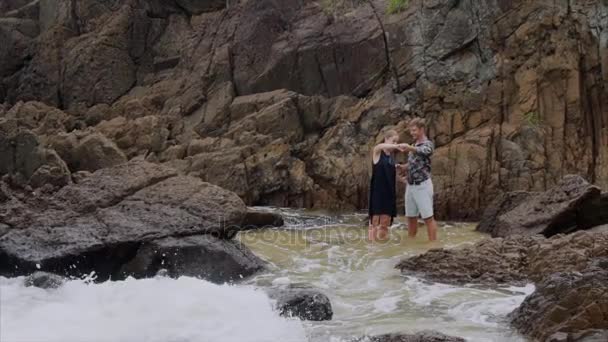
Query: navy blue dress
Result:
<box><xmin>368</xmin><ymin>151</ymin><xmax>397</xmax><ymax>222</ymax></box>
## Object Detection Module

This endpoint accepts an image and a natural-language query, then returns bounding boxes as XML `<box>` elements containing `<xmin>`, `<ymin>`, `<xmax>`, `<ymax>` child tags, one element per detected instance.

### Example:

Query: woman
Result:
<box><xmin>368</xmin><ymin>129</ymin><xmax>406</xmax><ymax>241</ymax></box>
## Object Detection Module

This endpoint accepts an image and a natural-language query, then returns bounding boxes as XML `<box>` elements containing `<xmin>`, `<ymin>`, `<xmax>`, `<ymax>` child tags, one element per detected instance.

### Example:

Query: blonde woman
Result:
<box><xmin>368</xmin><ymin>129</ymin><xmax>407</xmax><ymax>241</ymax></box>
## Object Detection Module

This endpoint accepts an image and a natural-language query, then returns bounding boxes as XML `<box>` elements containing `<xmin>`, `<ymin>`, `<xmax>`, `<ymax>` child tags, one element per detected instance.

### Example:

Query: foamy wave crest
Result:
<box><xmin>0</xmin><ymin>276</ymin><xmax>307</xmax><ymax>342</ymax></box>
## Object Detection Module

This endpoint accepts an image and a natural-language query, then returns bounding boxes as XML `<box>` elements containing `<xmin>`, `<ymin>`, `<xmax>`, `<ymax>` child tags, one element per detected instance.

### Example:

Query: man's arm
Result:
<box><xmin>402</xmin><ymin>141</ymin><xmax>434</xmax><ymax>156</ymax></box>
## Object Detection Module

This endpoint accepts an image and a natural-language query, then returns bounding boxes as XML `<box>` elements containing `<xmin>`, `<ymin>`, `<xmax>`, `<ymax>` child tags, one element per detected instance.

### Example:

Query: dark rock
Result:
<box><xmin>174</xmin><ymin>0</ymin><xmax>226</xmax><ymax>15</ymax></box>
<box><xmin>4</xmin><ymin>0</ymin><xmax>39</xmax><ymax>20</ymax></box>
<box><xmin>0</xmin><ymin>161</ymin><xmax>252</xmax><ymax>280</ymax></box>
<box><xmin>509</xmin><ymin>259</ymin><xmax>608</xmax><ymax>341</ymax></box>
<box><xmin>578</xmin><ymin>193</ymin><xmax>608</xmax><ymax>232</ymax></box>
<box><xmin>119</xmin><ymin>234</ymin><xmax>265</xmax><ymax>283</ymax></box>
<box><xmin>24</xmin><ymin>271</ymin><xmax>65</xmax><ymax>289</ymax></box>
<box><xmin>153</xmin><ymin>56</ymin><xmax>180</xmax><ymax>72</ymax></box>
<box><xmin>477</xmin><ymin>175</ymin><xmax>604</xmax><ymax>237</ymax></box>
<box><xmin>242</xmin><ymin>209</ymin><xmax>284</xmax><ymax>230</ymax></box>
<box><xmin>353</xmin><ymin>331</ymin><xmax>465</xmax><ymax>342</ymax></box>
<box><xmin>397</xmin><ymin>231</ymin><xmax>608</xmax><ymax>286</ymax></box>
<box><xmin>476</xmin><ymin>191</ymin><xmax>533</xmax><ymax>236</ymax></box>
<box><xmin>268</xmin><ymin>287</ymin><xmax>333</xmax><ymax>321</ymax></box>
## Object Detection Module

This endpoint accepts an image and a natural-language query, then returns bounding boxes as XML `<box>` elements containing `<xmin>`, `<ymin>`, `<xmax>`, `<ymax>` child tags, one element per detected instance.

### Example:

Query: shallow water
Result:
<box><xmin>239</xmin><ymin>208</ymin><xmax>533</xmax><ymax>342</ymax></box>
<box><xmin>0</xmin><ymin>209</ymin><xmax>532</xmax><ymax>342</ymax></box>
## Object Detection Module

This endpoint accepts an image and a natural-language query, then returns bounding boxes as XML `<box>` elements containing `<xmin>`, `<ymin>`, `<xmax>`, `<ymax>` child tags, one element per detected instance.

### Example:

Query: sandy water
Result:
<box><xmin>0</xmin><ymin>209</ymin><xmax>532</xmax><ymax>342</ymax></box>
<box><xmin>240</xmin><ymin>208</ymin><xmax>532</xmax><ymax>342</ymax></box>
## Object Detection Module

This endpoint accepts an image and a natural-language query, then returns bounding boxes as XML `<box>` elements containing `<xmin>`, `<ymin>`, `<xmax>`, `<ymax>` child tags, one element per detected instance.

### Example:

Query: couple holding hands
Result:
<box><xmin>368</xmin><ymin>118</ymin><xmax>438</xmax><ymax>242</ymax></box>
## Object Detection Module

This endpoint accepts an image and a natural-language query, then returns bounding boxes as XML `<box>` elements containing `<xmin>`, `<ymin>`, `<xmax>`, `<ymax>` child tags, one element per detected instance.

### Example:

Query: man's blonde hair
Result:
<box><xmin>408</xmin><ymin>118</ymin><xmax>427</xmax><ymax>129</ymax></box>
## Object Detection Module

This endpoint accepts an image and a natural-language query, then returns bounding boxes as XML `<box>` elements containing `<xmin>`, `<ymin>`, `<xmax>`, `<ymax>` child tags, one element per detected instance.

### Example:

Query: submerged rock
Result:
<box><xmin>119</xmin><ymin>235</ymin><xmax>265</xmax><ymax>283</ymax></box>
<box><xmin>397</xmin><ymin>231</ymin><xmax>608</xmax><ymax>286</ymax></box>
<box><xmin>268</xmin><ymin>287</ymin><xmax>333</xmax><ymax>321</ymax></box>
<box><xmin>476</xmin><ymin>175</ymin><xmax>607</xmax><ymax>237</ymax></box>
<box><xmin>353</xmin><ymin>331</ymin><xmax>465</xmax><ymax>342</ymax></box>
<box><xmin>24</xmin><ymin>271</ymin><xmax>65</xmax><ymax>289</ymax></box>
<box><xmin>509</xmin><ymin>259</ymin><xmax>608</xmax><ymax>341</ymax></box>
<box><xmin>0</xmin><ymin>161</ymin><xmax>253</xmax><ymax>280</ymax></box>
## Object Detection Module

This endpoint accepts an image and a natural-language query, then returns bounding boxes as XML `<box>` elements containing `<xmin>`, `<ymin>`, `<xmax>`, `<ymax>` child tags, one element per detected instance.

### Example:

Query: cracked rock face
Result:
<box><xmin>0</xmin><ymin>0</ymin><xmax>607</xmax><ymax>219</ymax></box>
<box><xmin>0</xmin><ymin>160</ymin><xmax>262</xmax><ymax>282</ymax></box>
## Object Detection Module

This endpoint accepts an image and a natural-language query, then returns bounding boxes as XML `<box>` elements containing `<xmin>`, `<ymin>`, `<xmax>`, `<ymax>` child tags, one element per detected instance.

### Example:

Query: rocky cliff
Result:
<box><xmin>1</xmin><ymin>0</ymin><xmax>607</xmax><ymax>219</ymax></box>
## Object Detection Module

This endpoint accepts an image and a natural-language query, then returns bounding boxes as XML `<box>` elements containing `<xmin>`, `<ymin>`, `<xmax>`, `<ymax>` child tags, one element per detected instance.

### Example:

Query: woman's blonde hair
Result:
<box><xmin>383</xmin><ymin>129</ymin><xmax>399</xmax><ymax>142</ymax></box>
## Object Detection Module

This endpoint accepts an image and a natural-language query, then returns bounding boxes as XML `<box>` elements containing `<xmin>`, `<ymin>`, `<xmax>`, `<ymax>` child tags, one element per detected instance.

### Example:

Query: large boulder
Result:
<box><xmin>119</xmin><ymin>234</ymin><xmax>265</xmax><ymax>283</ymax></box>
<box><xmin>0</xmin><ymin>161</ymin><xmax>255</xmax><ymax>280</ymax></box>
<box><xmin>397</xmin><ymin>231</ymin><xmax>608</xmax><ymax>286</ymax></box>
<box><xmin>476</xmin><ymin>175</ymin><xmax>606</xmax><ymax>237</ymax></box>
<box><xmin>509</xmin><ymin>259</ymin><xmax>608</xmax><ymax>341</ymax></box>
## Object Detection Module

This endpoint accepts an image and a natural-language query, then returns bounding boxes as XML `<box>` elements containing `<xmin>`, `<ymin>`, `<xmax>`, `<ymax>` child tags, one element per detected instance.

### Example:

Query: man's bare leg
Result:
<box><xmin>407</xmin><ymin>217</ymin><xmax>418</xmax><ymax>238</ymax></box>
<box><xmin>423</xmin><ymin>216</ymin><xmax>438</xmax><ymax>241</ymax></box>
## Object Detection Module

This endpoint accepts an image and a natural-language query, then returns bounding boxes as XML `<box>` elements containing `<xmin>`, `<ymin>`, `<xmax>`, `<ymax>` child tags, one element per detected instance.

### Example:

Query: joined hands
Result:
<box><xmin>397</xmin><ymin>143</ymin><xmax>412</xmax><ymax>152</ymax></box>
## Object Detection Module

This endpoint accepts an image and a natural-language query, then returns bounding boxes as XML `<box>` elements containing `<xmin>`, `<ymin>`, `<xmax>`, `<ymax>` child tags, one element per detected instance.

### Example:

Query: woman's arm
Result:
<box><xmin>373</xmin><ymin>143</ymin><xmax>407</xmax><ymax>154</ymax></box>
<box><xmin>372</xmin><ymin>144</ymin><xmax>408</xmax><ymax>164</ymax></box>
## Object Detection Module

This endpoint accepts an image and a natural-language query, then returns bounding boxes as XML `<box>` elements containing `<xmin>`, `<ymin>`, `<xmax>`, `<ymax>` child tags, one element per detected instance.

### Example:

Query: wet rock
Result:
<box><xmin>268</xmin><ymin>287</ymin><xmax>333</xmax><ymax>321</ymax></box>
<box><xmin>509</xmin><ymin>259</ymin><xmax>608</xmax><ymax>341</ymax></box>
<box><xmin>24</xmin><ymin>271</ymin><xmax>65</xmax><ymax>289</ymax></box>
<box><xmin>476</xmin><ymin>175</ymin><xmax>604</xmax><ymax>237</ymax></box>
<box><xmin>242</xmin><ymin>209</ymin><xmax>284</xmax><ymax>230</ymax></box>
<box><xmin>119</xmin><ymin>235</ymin><xmax>265</xmax><ymax>283</ymax></box>
<box><xmin>353</xmin><ymin>331</ymin><xmax>465</xmax><ymax>342</ymax></box>
<box><xmin>0</xmin><ymin>161</ymin><xmax>252</xmax><ymax>280</ymax></box>
<box><xmin>397</xmin><ymin>231</ymin><xmax>608</xmax><ymax>286</ymax></box>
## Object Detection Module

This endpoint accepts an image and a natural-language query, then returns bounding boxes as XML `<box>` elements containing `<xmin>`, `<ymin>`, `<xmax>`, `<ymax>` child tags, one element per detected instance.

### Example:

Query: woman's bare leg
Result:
<box><xmin>368</xmin><ymin>216</ymin><xmax>380</xmax><ymax>241</ymax></box>
<box><xmin>376</xmin><ymin>215</ymin><xmax>391</xmax><ymax>241</ymax></box>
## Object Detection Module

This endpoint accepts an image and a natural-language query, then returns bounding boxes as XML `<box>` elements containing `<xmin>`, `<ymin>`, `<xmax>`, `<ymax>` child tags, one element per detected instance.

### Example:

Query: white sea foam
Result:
<box><xmin>0</xmin><ymin>276</ymin><xmax>307</xmax><ymax>342</ymax></box>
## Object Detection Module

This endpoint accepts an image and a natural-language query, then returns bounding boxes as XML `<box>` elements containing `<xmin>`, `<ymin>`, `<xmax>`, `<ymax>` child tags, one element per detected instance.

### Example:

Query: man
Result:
<box><xmin>398</xmin><ymin>118</ymin><xmax>438</xmax><ymax>241</ymax></box>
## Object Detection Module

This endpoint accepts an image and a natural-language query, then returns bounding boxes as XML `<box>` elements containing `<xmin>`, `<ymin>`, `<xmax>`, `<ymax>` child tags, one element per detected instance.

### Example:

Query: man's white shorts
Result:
<box><xmin>405</xmin><ymin>179</ymin><xmax>434</xmax><ymax>219</ymax></box>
